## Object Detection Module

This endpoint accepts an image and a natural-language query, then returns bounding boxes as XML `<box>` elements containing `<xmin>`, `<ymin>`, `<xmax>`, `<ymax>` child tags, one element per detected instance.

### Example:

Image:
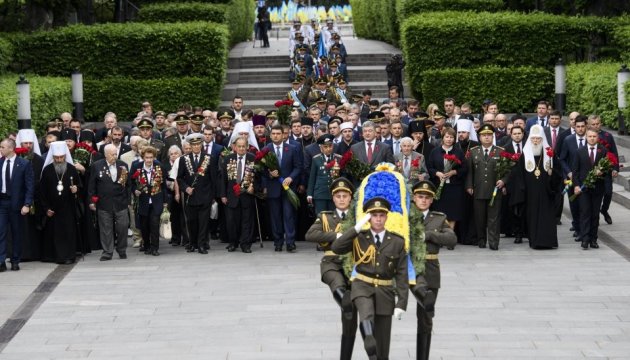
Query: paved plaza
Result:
<box><xmin>1</xmin><ymin>214</ymin><xmax>630</xmax><ymax>360</ymax></box>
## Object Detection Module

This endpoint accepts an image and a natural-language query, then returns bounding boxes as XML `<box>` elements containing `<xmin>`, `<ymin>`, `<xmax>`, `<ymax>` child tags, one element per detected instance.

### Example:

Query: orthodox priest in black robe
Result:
<box><xmin>40</xmin><ymin>141</ymin><xmax>82</xmax><ymax>264</ymax></box>
<box><xmin>511</xmin><ymin>125</ymin><xmax>562</xmax><ymax>249</ymax></box>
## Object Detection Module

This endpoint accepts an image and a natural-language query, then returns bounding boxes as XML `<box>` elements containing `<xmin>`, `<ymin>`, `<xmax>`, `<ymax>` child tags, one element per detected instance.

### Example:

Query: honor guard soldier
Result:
<box><xmin>465</xmin><ymin>123</ymin><xmax>508</xmax><ymax>250</ymax></box>
<box><xmin>305</xmin><ymin>177</ymin><xmax>357</xmax><ymax>360</ymax></box>
<box><xmin>307</xmin><ymin>134</ymin><xmax>342</xmax><ymax>214</ymax></box>
<box><xmin>308</xmin><ymin>77</ymin><xmax>335</xmax><ymax>106</ymax></box>
<box><xmin>137</xmin><ymin>118</ymin><xmax>165</xmax><ymax>161</ymax></box>
<box><xmin>410</xmin><ymin>180</ymin><xmax>457</xmax><ymax>360</ymax></box>
<box><xmin>332</xmin><ymin>197</ymin><xmax>409</xmax><ymax>360</ymax></box>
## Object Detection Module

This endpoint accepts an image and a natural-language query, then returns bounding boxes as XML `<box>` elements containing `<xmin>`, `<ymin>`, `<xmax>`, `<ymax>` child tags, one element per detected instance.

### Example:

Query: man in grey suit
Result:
<box><xmin>350</xmin><ymin>121</ymin><xmax>395</xmax><ymax>168</ymax></box>
<box><xmin>395</xmin><ymin>137</ymin><xmax>427</xmax><ymax>184</ymax></box>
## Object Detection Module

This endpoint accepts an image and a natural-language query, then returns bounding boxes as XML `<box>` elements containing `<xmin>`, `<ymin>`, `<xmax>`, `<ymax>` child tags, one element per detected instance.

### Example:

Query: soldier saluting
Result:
<box><xmin>305</xmin><ymin>177</ymin><xmax>356</xmax><ymax>360</ymax></box>
<box><xmin>332</xmin><ymin>197</ymin><xmax>408</xmax><ymax>360</ymax></box>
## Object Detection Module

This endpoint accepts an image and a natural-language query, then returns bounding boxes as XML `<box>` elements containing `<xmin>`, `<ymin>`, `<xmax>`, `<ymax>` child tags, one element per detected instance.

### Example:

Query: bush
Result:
<box><xmin>229</xmin><ymin>0</ymin><xmax>256</xmax><ymax>44</ymax></box>
<box><xmin>13</xmin><ymin>21</ymin><xmax>229</xmax><ymax>80</ymax></box>
<box><xmin>396</xmin><ymin>0</ymin><xmax>504</xmax><ymax>16</ymax></box>
<box><xmin>84</xmin><ymin>76</ymin><xmax>222</xmax><ymax>122</ymax></box>
<box><xmin>0</xmin><ymin>37</ymin><xmax>12</xmax><ymax>74</ymax></box>
<box><xmin>402</xmin><ymin>11</ymin><xmax>611</xmax><ymax>99</ymax></box>
<box><xmin>614</xmin><ymin>24</ymin><xmax>630</xmax><ymax>64</ymax></box>
<box><xmin>0</xmin><ymin>74</ymin><xmax>72</xmax><ymax>138</ymax></box>
<box><xmin>419</xmin><ymin>66</ymin><xmax>553</xmax><ymax>113</ymax></box>
<box><xmin>566</xmin><ymin>62</ymin><xmax>630</xmax><ymax>130</ymax></box>
<box><xmin>349</xmin><ymin>0</ymin><xmax>398</xmax><ymax>44</ymax></box>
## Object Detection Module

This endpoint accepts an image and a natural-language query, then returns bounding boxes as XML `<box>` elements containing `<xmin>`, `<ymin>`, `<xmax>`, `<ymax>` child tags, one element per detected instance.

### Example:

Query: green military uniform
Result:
<box><xmin>307</xmin><ymin>135</ymin><xmax>342</xmax><ymax>214</ymax></box>
<box><xmin>410</xmin><ymin>181</ymin><xmax>457</xmax><ymax>360</ymax></box>
<box><xmin>465</xmin><ymin>124</ymin><xmax>509</xmax><ymax>250</ymax></box>
<box><xmin>332</xmin><ymin>197</ymin><xmax>409</xmax><ymax>360</ymax></box>
<box><xmin>305</xmin><ymin>177</ymin><xmax>357</xmax><ymax>360</ymax></box>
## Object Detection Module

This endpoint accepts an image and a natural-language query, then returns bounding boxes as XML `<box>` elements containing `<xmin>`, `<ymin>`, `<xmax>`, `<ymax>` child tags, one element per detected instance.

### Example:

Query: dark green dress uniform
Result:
<box><xmin>307</xmin><ymin>135</ymin><xmax>342</xmax><ymax>214</ymax></box>
<box><xmin>305</xmin><ymin>177</ymin><xmax>356</xmax><ymax>360</ymax></box>
<box><xmin>465</xmin><ymin>124</ymin><xmax>509</xmax><ymax>250</ymax></box>
<box><xmin>332</xmin><ymin>197</ymin><xmax>409</xmax><ymax>360</ymax></box>
<box><xmin>410</xmin><ymin>181</ymin><xmax>457</xmax><ymax>360</ymax></box>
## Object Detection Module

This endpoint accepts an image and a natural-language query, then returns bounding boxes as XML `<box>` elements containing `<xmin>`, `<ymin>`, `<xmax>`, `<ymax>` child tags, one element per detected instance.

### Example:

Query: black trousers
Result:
<box><xmin>185</xmin><ymin>204</ymin><xmax>210</xmax><ymax>250</ymax></box>
<box><xmin>139</xmin><ymin>207</ymin><xmax>160</xmax><ymax>251</ymax></box>
<box><xmin>578</xmin><ymin>190</ymin><xmax>604</xmax><ymax>243</ymax></box>
<box><xmin>225</xmin><ymin>203</ymin><xmax>254</xmax><ymax>248</ymax></box>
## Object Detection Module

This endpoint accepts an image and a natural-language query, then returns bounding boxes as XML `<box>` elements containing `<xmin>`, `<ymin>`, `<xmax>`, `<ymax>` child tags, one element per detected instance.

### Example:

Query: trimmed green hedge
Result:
<box><xmin>84</xmin><ymin>76</ymin><xmax>222</xmax><ymax>121</ymax></box>
<box><xmin>566</xmin><ymin>62</ymin><xmax>630</xmax><ymax>130</ymax></box>
<box><xmin>0</xmin><ymin>37</ymin><xmax>12</xmax><ymax>74</ymax></box>
<box><xmin>396</xmin><ymin>0</ymin><xmax>504</xmax><ymax>16</ymax></box>
<box><xmin>614</xmin><ymin>24</ymin><xmax>630</xmax><ymax>64</ymax></box>
<box><xmin>420</xmin><ymin>66</ymin><xmax>553</xmax><ymax>113</ymax></box>
<box><xmin>350</xmin><ymin>0</ymin><xmax>398</xmax><ymax>44</ymax></box>
<box><xmin>14</xmin><ymin>21</ymin><xmax>229</xmax><ymax>79</ymax></box>
<box><xmin>229</xmin><ymin>0</ymin><xmax>256</xmax><ymax>44</ymax></box>
<box><xmin>402</xmin><ymin>11</ymin><xmax>611</xmax><ymax>99</ymax></box>
<box><xmin>0</xmin><ymin>74</ymin><xmax>72</xmax><ymax>138</ymax></box>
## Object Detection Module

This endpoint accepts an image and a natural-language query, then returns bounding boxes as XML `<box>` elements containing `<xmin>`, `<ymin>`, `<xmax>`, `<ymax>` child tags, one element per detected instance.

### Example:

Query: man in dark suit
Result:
<box><xmin>219</xmin><ymin>137</ymin><xmax>256</xmax><ymax>253</ymax></box>
<box><xmin>177</xmin><ymin>133</ymin><xmax>217</xmax><ymax>254</ymax></box>
<box><xmin>525</xmin><ymin>100</ymin><xmax>550</xmax><ymax>132</ymax></box>
<box><xmin>502</xmin><ymin>126</ymin><xmax>526</xmax><ymax>243</ymax></box>
<box><xmin>332</xmin><ymin>197</ymin><xmax>408</xmax><ymax>360</ymax></box>
<box><xmin>335</xmin><ymin>122</ymin><xmax>357</xmax><ymax>156</ymax></box>
<box><xmin>0</xmin><ymin>138</ymin><xmax>35</xmax><ymax>271</ymax></box>
<box><xmin>263</xmin><ymin>125</ymin><xmax>302</xmax><ymax>252</ymax></box>
<box><xmin>350</xmin><ymin>120</ymin><xmax>395</xmax><ymax>168</ymax></box>
<box><xmin>88</xmin><ymin>143</ymin><xmax>131</xmax><ymax>261</ymax></box>
<box><xmin>129</xmin><ymin>146</ymin><xmax>168</xmax><ymax>256</ymax></box>
<box><xmin>588</xmin><ymin>115</ymin><xmax>620</xmax><ymax>225</ymax></box>
<box><xmin>201</xmin><ymin>126</ymin><xmax>225</xmax><ymax>240</ymax></box>
<box><xmin>98</xmin><ymin>126</ymin><xmax>131</xmax><ymax>159</ymax></box>
<box><xmin>559</xmin><ymin>115</ymin><xmax>588</xmax><ymax>238</ymax></box>
<box><xmin>572</xmin><ymin>129</ymin><xmax>608</xmax><ymax>250</ymax></box>
<box><xmin>544</xmin><ymin>110</ymin><xmax>567</xmax><ymax>224</ymax></box>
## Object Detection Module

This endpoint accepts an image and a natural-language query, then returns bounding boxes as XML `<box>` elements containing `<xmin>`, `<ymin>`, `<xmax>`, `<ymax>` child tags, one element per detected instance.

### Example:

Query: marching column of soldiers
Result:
<box><xmin>0</xmin><ymin>19</ymin><xmax>621</xmax><ymax>360</ymax></box>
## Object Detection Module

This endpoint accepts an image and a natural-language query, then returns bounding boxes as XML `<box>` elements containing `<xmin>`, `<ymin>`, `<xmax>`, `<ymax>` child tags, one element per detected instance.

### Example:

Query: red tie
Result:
<box><xmin>590</xmin><ymin>147</ymin><xmax>595</xmax><ymax>165</ymax></box>
<box><xmin>367</xmin><ymin>142</ymin><xmax>373</xmax><ymax>163</ymax></box>
<box><xmin>552</xmin><ymin>128</ymin><xmax>557</xmax><ymax>149</ymax></box>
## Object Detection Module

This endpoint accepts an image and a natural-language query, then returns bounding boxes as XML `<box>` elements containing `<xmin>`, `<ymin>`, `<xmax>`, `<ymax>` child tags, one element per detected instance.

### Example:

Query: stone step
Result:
<box><xmin>229</xmin><ymin>53</ymin><xmax>395</xmax><ymax>69</ymax></box>
<box><xmin>226</xmin><ymin>65</ymin><xmax>388</xmax><ymax>84</ymax></box>
<box><xmin>221</xmin><ymin>81</ymin><xmax>392</xmax><ymax>102</ymax></box>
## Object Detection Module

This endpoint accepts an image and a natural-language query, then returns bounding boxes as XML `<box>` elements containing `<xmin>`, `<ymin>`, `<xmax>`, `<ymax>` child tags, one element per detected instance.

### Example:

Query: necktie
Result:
<box><xmin>404</xmin><ymin>156</ymin><xmax>410</xmax><ymax>177</ymax></box>
<box><xmin>205</xmin><ymin>144</ymin><xmax>209</xmax><ymax>154</ymax></box>
<box><xmin>195</xmin><ymin>155</ymin><xmax>200</xmax><ymax>168</ymax></box>
<box><xmin>552</xmin><ymin>128</ymin><xmax>557</xmax><ymax>149</ymax></box>
<box><xmin>367</xmin><ymin>142</ymin><xmax>373</xmax><ymax>163</ymax></box>
<box><xmin>341</xmin><ymin>212</ymin><xmax>346</xmax><ymax>220</ymax></box>
<box><xmin>590</xmin><ymin>147</ymin><xmax>595</xmax><ymax>165</ymax></box>
<box><xmin>579</xmin><ymin>138</ymin><xmax>584</xmax><ymax>148</ymax></box>
<box><xmin>4</xmin><ymin>159</ymin><xmax>10</xmax><ymax>195</ymax></box>
<box><xmin>276</xmin><ymin>146</ymin><xmax>282</xmax><ymax>163</ymax></box>
<box><xmin>237</xmin><ymin>156</ymin><xmax>243</xmax><ymax>183</ymax></box>
<box><xmin>375</xmin><ymin>234</ymin><xmax>381</xmax><ymax>248</ymax></box>
<box><xmin>420</xmin><ymin>213</ymin><xmax>425</xmax><ymax>223</ymax></box>
<box><xmin>540</xmin><ymin>118</ymin><xmax>545</xmax><ymax>127</ymax></box>
<box><xmin>394</xmin><ymin>141</ymin><xmax>399</xmax><ymax>155</ymax></box>
<box><xmin>484</xmin><ymin>148</ymin><xmax>489</xmax><ymax>160</ymax></box>
<box><xmin>516</xmin><ymin>143</ymin><xmax>521</xmax><ymax>154</ymax></box>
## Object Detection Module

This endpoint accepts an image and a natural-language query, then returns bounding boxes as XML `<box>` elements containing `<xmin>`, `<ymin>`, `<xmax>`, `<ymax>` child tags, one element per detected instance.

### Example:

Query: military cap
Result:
<box><xmin>218</xmin><ymin>109</ymin><xmax>235</xmax><ymax>120</ymax></box>
<box><xmin>433</xmin><ymin>110</ymin><xmax>446</xmax><ymax>119</ymax></box>
<box><xmin>297</xmin><ymin>44</ymin><xmax>308</xmax><ymax>51</ymax></box>
<box><xmin>478</xmin><ymin>123</ymin><xmax>495</xmax><ymax>135</ymax></box>
<box><xmin>292</xmin><ymin>75</ymin><xmax>303</xmax><ymax>84</ymax></box>
<box><xmin>174</xmin><ymin>114</ymin><xmax>189</xmax><ymax>124</ymax></box>
<box><xmin>332</xmin><ymin>33</ymin><xmax>341</xmax><ymax>40</ymax></box>
<box><xmin>331</xmin><ymin>177</ymin><xmax>354</xmax><ymax>195</ymax></box>
<box><xmin>154</xmin><ymin>111</ymin><xmax>166</xmax><ymax>117</ymax></box>
<box><xmin>315</xmin><ymin>77</ymin><xmax>327</xmax><ymax>84</ymax></box>
<box><xmin>351</xmin><ymin>93</ymin><xmax>363</xmax><ymax>101</ymax></box>
<box><xmin>330</xmin><ymin>44</ymin><xmax>340</xmax><ymax>51</ymax></box>
<box><xmin>326</xmin><ymin>18</ymin><xmax>333</xmax><ymax>24</ymax></box>
<box><xmin>329</xmin><ymin>60</ymin><xmax>338</xmax><ymax>67</ymax></box>
<box><xmin>363</xmin><ymin>196</ymin><xmax>391</xmax><ymax>214</ymax></box>
<box><xmin>335</xmin><ymin>105</ymin><xmax>347</xmax><ymax>113</ymax></box>
<box><xmin>296</xmin><ymin>56</ymin><xmax>305</xmax><ymax>63</ymax></box>
<box><xmin>367</xmin><ymin>111</ymin><xmax>385</xmax><ymax>123</ymax></box>
<box><xmin>51</xmin><ymin>116</ymin><xmax>63</xmax><ymax>124</ymax></box>
<box><xmin>189</xmin><ymin>115</ymin><xmax>204</xmax><ymax>125</ymax></box>
<box><xmin>293</xmin><ymin>19</ymin><xmax>301</xmax><ymax>25</ymax></box>
<box><xmin>482</xmin><ymin>99</ymin><xmax>493</xmax><ymax>105</ymax></box>
<box><xmin>317</xmin><ymin>133</ymin><xmax>334</xmax><ymax>145</ymax></box>
<box><xmin>413</xmin><ymin>180</ymin><xmax>436</xmax><ymax>196</ymax></box>
<box><xmin>316</xmin><ymin>96</ymin><xmax>328</xmax><ymax>104</ymax></box>
<box><xmin>412</xmin><ymin>111</ymin><xmax>429</xmax><ymax>120</ymax></box>
<box><xmin>138</xmin><ymin>118</ymin><xmax>154</xmax><ymax>129</ymax></box>
<box><xmin>422</xmin><ymin>119</ymin><xmax>436</xmax><ymax>129</ymax></box>
<box><xmin>252</xmin><ymin>114</ymin><xmax>266</xmax><ymax>127</ymax></box>
<box><xmin>79</xmin><ymin>129</ymin><xmax>95</xmax><ymax>144</ymax></box>
<box><xmin>185</xmin><ymin>133</ymin><xmax>204</xmax><ymax>144</ymax></box>
<box><xmin>60</xmin><ymin>128</ymin><xmax>77</xmax><ymax>142</ymax></box>
<box><xmin>328</xmin><ymin>116</ymin><xmax>342</xmax><ymax>125</ymax></box>
<box><xmin>459</xmin><ymin>113</ymin><xmax>474</xmax><ymax>121</ymax></box>
<box><xmin>301</xmin><ymin>116</ymin><xmax>314</xmax><ymax>127</ymax></box>
<box><xmin>47</xmin><ymin>130</ymin><xmax>62</xmax><ymax>139</ymax></box>
<box><xmin>337</xmin><ymin>77</ymin><xmax>346</xmax><ymax>85</ymax></box>
<box><xmin>266</xmin><ymin>110</ymin><xmax>278</xmax><ymax>119</ymax></box>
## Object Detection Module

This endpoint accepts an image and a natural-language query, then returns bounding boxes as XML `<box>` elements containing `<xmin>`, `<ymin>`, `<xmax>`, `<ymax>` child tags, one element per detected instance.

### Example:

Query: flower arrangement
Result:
<box><xmin>74</xmin><ymin>142</ymin><xmax>97</xmax><ymax>167</ymax></box>
<box><xmin>570</xmin><ymin>152</ymin><xmax>618</xmax><ymax>201</ymax></box>
<box><xmin>395</xmin><ymin>157</ymin><xmax>422</xmax><ymax>181</ymax></box>
<box><xmin>435</xmin><ymin>154</ymin><xmax>461</xmax><ymax>200</ymax></box>
<box><xmin>338</xmin><ymin>150</ymin><xmax>372</xmax><ymax>181</ymax></box>
<box><xmin>254</xmin><ymin>146</ymin><xmax>300</xmax><ymax>208</ymax></box>
<box><xmin>14</xmin><ymin>147</ymin><xmax>29</xmax><ymax>156</ymax></box>
<box><xmin>132</xmin><ymin>166</ymin><xmax>163</xmax><ymax>196</ymax></box>
<box><xmin>221</xmin><ymin>147</ymin><xmax>232</xmax><ymax>158</ymax></box>
<box><xmin>489</xmin><ymin>151</ymin><xmax>521</xmax><ymax>206</ymax></box>
<box><xmin>274</xmin><ymin>99</ymin><xmax>294</xmax><ymax>125</ymax></box>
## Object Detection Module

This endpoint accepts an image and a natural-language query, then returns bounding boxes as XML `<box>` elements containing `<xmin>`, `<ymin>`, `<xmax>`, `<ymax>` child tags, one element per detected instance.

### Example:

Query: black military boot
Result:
<box><xmin>416</xmin><ymin>331</ymin><xmax>428</xmax><ymax>360</ymax></box>
<box><xmin>340</xmin><ymin>335</ymin><xmax>355</xmax><ymax>360</ymax></box>
<box><xmin>359</xmin><ymin>320</ymin><xmax>377</xmax><ymax>360</ymax></box>
<box><xmin>425</xmin><ymin>333</ymin><xmax>432</xmax><ymax>360</ymax></box>
<box><xmin>332</xmin><ymin>288</ymin><xmax>353</xmax><ymax>320</ymax></box>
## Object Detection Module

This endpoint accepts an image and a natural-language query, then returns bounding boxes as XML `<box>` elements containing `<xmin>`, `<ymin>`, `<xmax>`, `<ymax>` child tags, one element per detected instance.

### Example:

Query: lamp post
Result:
<box><xmin>618</xmin><ymin>64</ymin><xmax>629</xmax><ymax>135</ymax></box>
<box><xmin>16</xmin><ymin>75</ymin><xmax>31</xmax><ymax>130</ymax></box>
<box><xmin>72</xmin><ymin>70</ymin><xmax>84</xmax><ymax>122</ymax></box>
<box><xmin>554</xmin><ymin>58</ymin><xmax>566</xmax><ymax>115</ymax></box>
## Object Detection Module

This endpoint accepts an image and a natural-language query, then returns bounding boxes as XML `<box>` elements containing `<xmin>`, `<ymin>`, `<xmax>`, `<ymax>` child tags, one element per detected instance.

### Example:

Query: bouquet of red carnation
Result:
<box><xmin>274</xmin><ymin>99</ymin><xmax>294</xmax><ymax>125</ymax></box>
<box><xmin>489</xmin><ymin>151</ymin><xmax>521</xmax><ymax>206</ymax></box>
<box><xmin>91</xmin><ymin>196</ymin><xmax>99</xmax><ymax>204</ymax></box>
<box><xmin>570</xmin><ymin>152</ymin><xmax>618</xmax><ymax>201</ymax></box>
<box><xmin>233</xmin><ymin>183</ymin><xmax>241</xmax><ymax>197</ymax></box>
<box><xmin>74</xmin><ymin>142</ymin><xmax>97</xmax><ymax>167</ymax></box>
<box><xmin>254</xmin><ymin>146</ymin><xmax>299</xmax><ymax>209</ymax></box>
<box><xmin>14</xmin><ymin>147</ymin><xmax>29</xmax><ymax>156</ymax></box>
<box><xmin>435</xmin><ymin>154</ymin><xmax>461</xmax><ymax>200</ymax></box>
<box><xmin>338</xmin><ymin>150</ymin><xmax>372</xmax><ymax>181</ymax></box>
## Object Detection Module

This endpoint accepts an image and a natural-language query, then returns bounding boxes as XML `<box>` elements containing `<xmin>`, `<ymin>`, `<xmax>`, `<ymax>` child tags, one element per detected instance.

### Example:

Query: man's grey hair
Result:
<box><xmin>362</xmin><ymin>121</ymin><xmax>375</xmax><ymax>131</ymax></box>
<box><xmin>400</xmin><ymin>137</ymin><xmax>414</xmax><ymax>146</ymax></box>
<box><xmin>168</xmin><ymin>145</ymin><xmax>182</xmax><ymax>156</ymax></box>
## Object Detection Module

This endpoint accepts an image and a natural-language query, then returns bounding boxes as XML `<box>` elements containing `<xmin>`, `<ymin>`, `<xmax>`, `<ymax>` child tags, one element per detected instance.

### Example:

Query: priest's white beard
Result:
<box><xmin>54</xmin><ymin>162</ymin><xmax>67</xmax><ymax>176</ymax></box>
<box><xmin>531</xmin><ymin>143</ymin><xmax>543</xmax><ymax>156</ymax></box>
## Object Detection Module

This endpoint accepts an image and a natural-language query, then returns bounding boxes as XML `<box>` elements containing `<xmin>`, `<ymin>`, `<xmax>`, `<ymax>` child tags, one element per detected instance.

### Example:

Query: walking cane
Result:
<box><xmin>71</xmin><ymin>176</ymin><xmax>85</xmax><ymax>261</ymax></box>
<box><xmin>181</xmin><ymin>191</ymin><xmax>192</xmax><ymax>246</ymax></box>
<box><xmin>254</xmin><ymin>198</ymin><xmax>264</xmax><ymax>248</ymax></box>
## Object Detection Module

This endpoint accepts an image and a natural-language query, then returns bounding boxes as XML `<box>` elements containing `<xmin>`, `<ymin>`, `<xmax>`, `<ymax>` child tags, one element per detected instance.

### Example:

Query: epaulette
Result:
<box><xmin>320</xmin><ymin>210</ymin><xmax>334</xmax><ymax>214</ymax></box>
<box><xmin>494</xmin><ymin>145</ymin><xmax>504</xmax><ymax>150</ymax></box>
<box><xmin>430</xmin><ymin>211</ymin><xmax>446</xmax><ymax>217</ymax></box>
<box><xmin>470</xmin><ymin>145</ymin><xmax>480</xmax><ymax>150</ymax></box>
<box><xmin>152</xmin><ymin>139</ymin><xmax>165</xmax><ymax>146</ymax></box>
<box><xmin>313</xmin><ymin>153</ymin><xmax>323</xmax><ymax>158</ymax></box>
<box><xmin>387</xmin><ymin>230</ymin><xmax>405</xmax><ymax>240</ymax></box>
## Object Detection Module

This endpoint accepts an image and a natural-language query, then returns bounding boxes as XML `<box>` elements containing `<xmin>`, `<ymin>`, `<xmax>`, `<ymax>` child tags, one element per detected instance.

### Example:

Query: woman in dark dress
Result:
<box><xmin>426</xmin><ymin>128</ymin><xmax>467</xmax><ymax>237</ymax></box>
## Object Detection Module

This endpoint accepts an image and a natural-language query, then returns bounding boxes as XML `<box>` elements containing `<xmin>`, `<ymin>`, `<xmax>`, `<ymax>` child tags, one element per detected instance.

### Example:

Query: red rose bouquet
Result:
<box><xmin>435</xmin><ymin>154</ymin><xmax>461</xmax><ymax>200</ymax></box>
<box><xmin>570</xmin><ymin>152</ymin><xmax>618</xmax><ymax>201</ymax></box>
<box><xmin>489</xmin><ymin>151</ymin><xmax>521</xmax><ymax>206</ymax></box>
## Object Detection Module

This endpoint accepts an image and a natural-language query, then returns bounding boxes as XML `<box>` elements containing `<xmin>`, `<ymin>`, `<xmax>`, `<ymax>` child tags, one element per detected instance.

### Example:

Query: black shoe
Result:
<box><xmin>286</xmin><ymin>244</ymin><xmax>296</xmax><ymax>252</ymax></box>
<box><xmin>241</xmin><ymin>247</ymin><xmax>252</xmax><ymax>253</ymax></box>
<box><xmin>138</xmin><ymin>246</ymin><xmax>145</xmax><ymax>252</ymax></box>
<box><xmin>210</xmin><ymin>232</ymin><xmax>219</xmax><ymax>240</ymax></box>
<box><xmin>602</xmin><ymin>211</ymin><xmax>612</xmax><ymax>224</ymax></box>
<box><xmin>151</xmin><ymin>250</ymin><xmax>160</xmax><ymax>256</ymax></box>
<box><xmin>570</xmin><ymin>226</ymin><xmax>575</xmax><ymax>231</ymax></box>
<box><xmin>0</xmin><ymin>263</ymin><xmax>7</xmax><ymax>272</ymax></box>
<box><xmin>316</xmin><ymin>245</ymin><xmax>324</xmax><ymax>251</ymax></box>
<box><xmin>62</xmin><ymin>259</ymin><xmax>75</xmax><ymax>265</ymax></box>
<box><xmin>573</xmin><ymin>231</ymin><xmax>579</xmax><ymax>238</ymax></box>
<box><xmin>171</xmin><ymin>242</ymin><xmax>180</xmax><ymax>247</ymax></box>
<box><xmin>144</xmin><ymin>250</ymin><xmax>151</xmax><ymax>255</ymax></box>
<box><xmin>478</xmin><ymin>240</ymin><xmax>487</xmax><ymax>249</ymax></box>
<box><xmin>10</xmin><ymin>263</ymin><xmax>19</xmax><ymax>271</ymax></box>
<box><xmin>489</xmin><ymin>244</ymin><xmax>499</xmax><ymax>251</ymax></box>
<box><xmin>581</xmin><ymin>240</ymin><xmax>589</xmax><ymax>250</ymax></box>
<box><xmin>274</xmin><ymin>246</ymin><xmax>282</xmax><ymax>252</ymax></box>
<box><xmin>447</xmin><ymin>246</ymin><xmax>454</xmax><ymax>250</ymax></box>
<box><xmin>227</xmin><ymin>245</ymin><xmax>236</xmax><ymax>252</ymax></box>
<box><xmin>186</xmin><ymin>247</ymin><xmax>196</xmax><ymax>253</ymax></box>
<box><xmin>556</xmin><ymin>219</ymin><xmax>562</xmax><ymax>225</ymax></box>
<box><xmin>359</xmin><ymin>320</ymin><xmax>377</xmax><ymax>360</ymax></box>
<box><xmin>198</xmin><ymin>249</ymin><xmax>208</xmax><ymax>254</ymax></box>
<box><xmin>590</xmin><ymin>241</ymin><xmax>599</xmax><ymax>249</ymax></box>
<box><xmin>100</xmin><ymin>255</ymin><xmax>112</xmax><ymax>261</ymax></box>
<box><xmin>514</xmin><ymin>237</ymin><xmax>523</xmax><ymax>244</ymax></box>
<box><xmin>119</xmin><ymin>253</ymin><xmax>127</xmax><ymax>259</ymax></box>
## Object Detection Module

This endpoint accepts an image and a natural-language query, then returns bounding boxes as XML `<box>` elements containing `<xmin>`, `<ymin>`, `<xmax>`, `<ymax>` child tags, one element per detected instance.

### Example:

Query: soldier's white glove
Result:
<box><xmin>354</xmin><ymin>213</ymin><xmax>371</xmax><ymax>232</ymax></box>
<box><xmin>394</xmin><ymin>308</ymin><xmax>405</xmax><ymax>320</ymax></box>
